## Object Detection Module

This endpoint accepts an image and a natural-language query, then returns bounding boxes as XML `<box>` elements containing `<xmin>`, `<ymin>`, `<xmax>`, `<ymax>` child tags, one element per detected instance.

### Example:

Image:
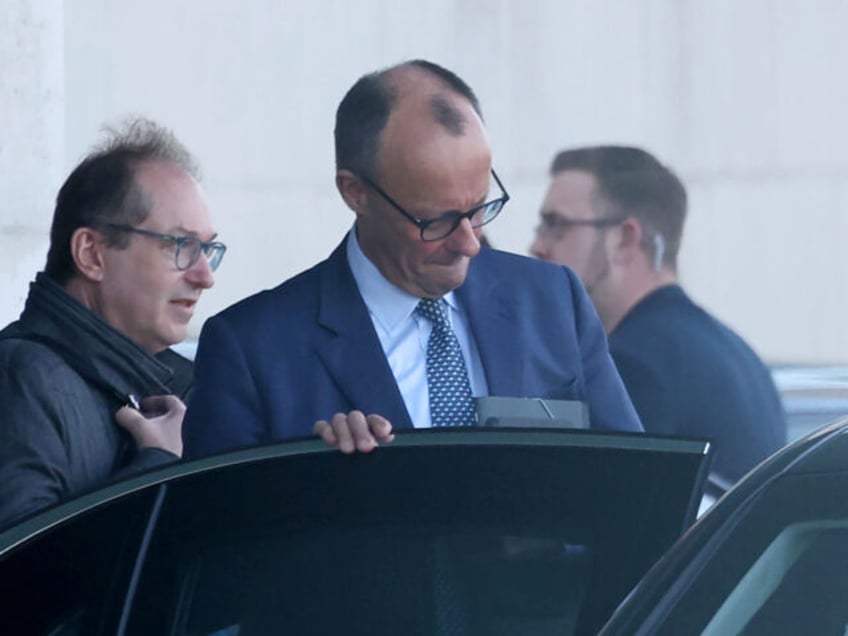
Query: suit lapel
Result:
<box><xmin>315</xmin><ymin>238</ymin><xmax>415</xmax><ymax>429</ymax></box>
<box><xmin>457</xmin><ymin>250</ymin><xmax>525</xmax><ymax>396</ymax></box>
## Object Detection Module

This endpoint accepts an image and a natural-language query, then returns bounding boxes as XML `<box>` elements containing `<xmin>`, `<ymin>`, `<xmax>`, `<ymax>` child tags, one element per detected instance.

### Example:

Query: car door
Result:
<box><xmin>0</xmin><ymin>428</ymin><xmax>710</xmax><ymax>636</ymax></box>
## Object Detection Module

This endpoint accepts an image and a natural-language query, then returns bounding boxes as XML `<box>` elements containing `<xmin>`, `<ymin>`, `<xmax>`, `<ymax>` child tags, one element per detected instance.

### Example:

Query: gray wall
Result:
<box><xmin>5</xmin><ymin>1</ymin><xmax>847</xmax><ymax>363</ymax></box>
<box><xmin>2</xmin><ymin>0</ymin><xmax>63</xmax><ymax>316</ymax></box>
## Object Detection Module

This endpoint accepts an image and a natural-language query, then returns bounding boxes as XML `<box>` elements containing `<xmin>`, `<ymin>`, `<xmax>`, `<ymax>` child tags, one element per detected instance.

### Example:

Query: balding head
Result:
<box><xmin>375</xmin><ymin>66</ymin><xmax>490</xmax><ymax>187</ymax></box>
<box><xmin>334</xmin><ymin>59</ymin><xmax>483</xmax><ymax>180</ymax></box>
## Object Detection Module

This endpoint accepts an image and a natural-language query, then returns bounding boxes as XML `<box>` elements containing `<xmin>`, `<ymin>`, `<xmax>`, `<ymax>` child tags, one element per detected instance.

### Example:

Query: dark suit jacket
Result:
<box><xmin>184</xmin><ymin>239</ymin><xmax>641</xmax><ymax>458</ymax></box>
<box><xmin>609</xmin><ymin>284</ymin><xmax>787</xmax><ymax>482</ymax></box>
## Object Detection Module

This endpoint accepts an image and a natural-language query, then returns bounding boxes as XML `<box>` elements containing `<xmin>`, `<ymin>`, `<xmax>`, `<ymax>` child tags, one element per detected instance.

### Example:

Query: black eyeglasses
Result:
<box><xmin>105</xmin><ymin>224</ymin><xmax>227</xmax><ymax>271</ymax></box>
<box><xmin>535</xmin><ymin>213</ymin><xmax>625</xmax><ymax>240</ymax></box>
<box><xmin>360</xmin><ymin>169</ymin><xmax>510</xmax><ymax>242</ymax></box>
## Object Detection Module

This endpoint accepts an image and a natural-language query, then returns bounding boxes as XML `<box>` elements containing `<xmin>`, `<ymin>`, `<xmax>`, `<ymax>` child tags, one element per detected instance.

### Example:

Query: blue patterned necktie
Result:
<box><xmin>416</xmin><ymin>298</ymin><xmax>476</xmax><ymax>427</ymax></box>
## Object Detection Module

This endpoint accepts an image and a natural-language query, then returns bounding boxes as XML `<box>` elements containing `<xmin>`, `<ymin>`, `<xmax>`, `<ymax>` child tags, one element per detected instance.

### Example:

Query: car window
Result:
<box><xmin>123</xmin><ymin>431</ymin><xmax>709</xmax><ymax>636</ymax></box>
<box><xmin>0</xmin><ymin>487</ymin><xmax>162</xmax><ymax>636</ymax></box>
<box><xmin>654</xmin><ymin>472</ymin><xmax>848</xmax><ymax>635</ymax></box>
<box><xmin>704</xmin><ymin>520</ymin><xmax>848</xmax><ymax>635</ymax></box>
<box><xmin>127</xmin><ymin>451</ymin><xmax>596</xmax><ymax>635</ymax></box>
<box><xmin>145</xmin><ymin>526</ymin><xmax>593</xmax><ymax>635</ymax></box>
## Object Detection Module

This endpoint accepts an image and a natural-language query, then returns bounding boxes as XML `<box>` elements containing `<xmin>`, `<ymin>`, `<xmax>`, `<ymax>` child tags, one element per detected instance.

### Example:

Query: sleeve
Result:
<box><xmin>0</xmin><ymin>360</ymin><xmax>73</xmax><ymax>529</ymax></box>
<box><xmin>182</xmin><ymin>314</ymin><xmax>268</xmax><ymax>459</ymax></box>
<box><xmin>110</xmin><ymin>447</ymin><xmax>180</xmax><ymax>483</ymax></box>
<box><xmin>565</xmin><ymin>268</ymin><xmax>644</xmax><ymax>432</ymax></box>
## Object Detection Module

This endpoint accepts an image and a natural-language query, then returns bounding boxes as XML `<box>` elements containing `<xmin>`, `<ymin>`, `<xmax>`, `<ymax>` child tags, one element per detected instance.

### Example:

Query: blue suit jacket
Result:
<box><xmin>184</xmin><ymin>239</ymin><xmax>641</xmax><ymax>458</ymax></box>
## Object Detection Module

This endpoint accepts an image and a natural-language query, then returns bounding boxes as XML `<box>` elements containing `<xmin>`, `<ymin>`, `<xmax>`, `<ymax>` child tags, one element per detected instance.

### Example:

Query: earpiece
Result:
<box><xmin>653</xmin><ymin>234</ymin><xmax>666</xmax><ymax>271</ymax></box>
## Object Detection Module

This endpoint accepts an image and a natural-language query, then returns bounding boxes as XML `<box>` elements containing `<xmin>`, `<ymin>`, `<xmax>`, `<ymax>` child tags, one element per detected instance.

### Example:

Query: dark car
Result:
<box><xmin>600</xmin><ymin>416</ymin><xmax>848</xmax><ymax>635</ymax></box>
<box><xmin>0</xmin><ymin>428</ymin><xmax>709</xmax><ymax>636</ymax></box>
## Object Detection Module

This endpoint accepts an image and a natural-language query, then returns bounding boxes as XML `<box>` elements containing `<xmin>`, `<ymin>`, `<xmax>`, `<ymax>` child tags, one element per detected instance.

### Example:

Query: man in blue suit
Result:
<box><xmin>530</xmin><ymin>145</ymin><xmax>786</xmax><ymax>481</ymax></box>
<box><xmin>183</xmin><ymin>61</ymin><xmax>641</xmax><ymax>458</ymax></box>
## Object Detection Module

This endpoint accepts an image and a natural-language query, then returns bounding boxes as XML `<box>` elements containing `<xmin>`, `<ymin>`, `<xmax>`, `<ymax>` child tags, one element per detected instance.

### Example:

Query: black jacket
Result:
<box><xmin>0</xmin><ymin>273</ymin><xmax>193</xmax><ymax>529</ymax></box>
<box><xmin>609</xmin><ymin>284</ymin><xmax>786</xmax><ymax>482</ymax></box>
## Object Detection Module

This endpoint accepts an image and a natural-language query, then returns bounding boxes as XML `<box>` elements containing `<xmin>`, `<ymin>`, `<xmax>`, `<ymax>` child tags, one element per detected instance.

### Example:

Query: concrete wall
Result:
<box><xmin>1</xmin><ymin>0</ymin><xmax>64</xmax><ymax>317</ymax></box>
<box><xmin>4</xmin><ymin>1</ymin><xmax>847</xmax><ymax>363</ymax></box>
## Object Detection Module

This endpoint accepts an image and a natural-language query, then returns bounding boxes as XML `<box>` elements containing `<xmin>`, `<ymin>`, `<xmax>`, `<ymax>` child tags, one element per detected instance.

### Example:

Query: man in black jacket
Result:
<box><xmin>0</xmin><ymin>118</ymin><xmax>226</xmax><ymax>528</ymax></box>
<box><xmin>530</xmin><ymin>145</ymin><xmax>786</xmax><ymax>482</ymax></box>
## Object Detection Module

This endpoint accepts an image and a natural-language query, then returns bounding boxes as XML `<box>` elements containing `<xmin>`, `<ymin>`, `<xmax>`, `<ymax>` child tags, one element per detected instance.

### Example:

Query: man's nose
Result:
<box><xmin>529</xmin><ymin>232</ymin><xmax>548</xmax><ymax>260</ymax></box>
<box><xmin>185</xmin><ymin>253</ymin><xmax>215</xmax><ymax>289</ymax></box>
<box><xmin>446</xmin><ymin>218</ymin><xmax>481</xmax><ymax>257</ymax></box>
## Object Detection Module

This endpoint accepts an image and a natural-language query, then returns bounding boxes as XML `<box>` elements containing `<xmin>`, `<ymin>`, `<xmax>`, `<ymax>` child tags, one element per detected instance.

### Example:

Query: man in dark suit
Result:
<box><xmin>0</xmin><ymin>118</ymin><xmax>224</xmax><ymax>528</ymax></box>
<box><xmin>183</xmin><ymin>61</ymin><xmax>641</xmax><ymax>458</ymax></box>
<box><xmin>530</xmin><ymin>145</ymin><xmax>786</xmax><ymax>481</ymax></box>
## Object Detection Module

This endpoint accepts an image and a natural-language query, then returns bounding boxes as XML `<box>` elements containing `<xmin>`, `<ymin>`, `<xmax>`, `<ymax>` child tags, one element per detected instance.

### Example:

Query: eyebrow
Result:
<box><xmin>165</xmin><ymin>226</ymin><xmax>219</xmax><ymax>241</ymax></box>
<box><xmin>430</xmin><ymin>192</ymin><xmax>492</xmax><ymax>218</ymax></box>
<box><xmin>540</xmin><ymin>209</ymin><xmax>567</xmax><ymax>219</ymax></box>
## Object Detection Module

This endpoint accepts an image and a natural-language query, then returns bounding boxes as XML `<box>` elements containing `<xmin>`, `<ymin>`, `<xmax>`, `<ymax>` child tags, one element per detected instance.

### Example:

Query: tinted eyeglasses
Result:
<box><xmin>534</xmin><ymin>213</ymin><xmax>625</xmax><ymax>240</ymax></box>
<box><xmin>360</xmin><ymin>169</ymin><xmax>510</xmax><ymax>242</ymax></box>
<box><xmin>105</xmin><ymin>224</ymin><xmax>227</xmax><ymax>271</ymax></box>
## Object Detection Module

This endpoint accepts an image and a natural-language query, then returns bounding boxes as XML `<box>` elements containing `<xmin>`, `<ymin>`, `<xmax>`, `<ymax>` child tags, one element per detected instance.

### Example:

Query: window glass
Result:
<box><xmin>704</xmin><ymin>520</ymin><xmax>848</xmax><ymax>635</ymax></box>
<box><xmin>0</xmin><ymin>488</ymin><xmax>160</xmax><ymax>635</ymax></box>
<box><xmin>656</xmin><ymin>472</ymin><xmax>848</xmax><ymax>635</ymax></box>
<box><xmin>125</xmin><ymin>433</ymin><xmax>709</xmax><ymax>635</ymax></box>
<box><xmin>142</xmin><ymin>526</ymin><xmax>592</xmax><ymax>636</ymax></box>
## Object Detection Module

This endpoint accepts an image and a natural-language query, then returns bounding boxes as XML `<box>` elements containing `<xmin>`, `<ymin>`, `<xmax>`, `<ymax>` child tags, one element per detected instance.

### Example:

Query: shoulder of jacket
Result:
<box><xmin>0</xmin><ymin>337</ymin><xmax>79</xmax><ymax>381</ymax></box>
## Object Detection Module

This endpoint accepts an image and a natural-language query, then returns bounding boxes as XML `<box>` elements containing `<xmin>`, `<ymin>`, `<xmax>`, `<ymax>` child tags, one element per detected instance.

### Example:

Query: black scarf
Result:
<box><xmin>1</xmin><ymin>273</ymin><xmax>193</xmax><ymax>407</ymax></box>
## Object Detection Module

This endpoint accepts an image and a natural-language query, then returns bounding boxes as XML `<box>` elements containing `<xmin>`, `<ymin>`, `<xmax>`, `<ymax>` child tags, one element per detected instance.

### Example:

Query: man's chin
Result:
<box><xmin>420</xmin><ymin>265</ymin><xmax>469</xmax><ymax>297</ymax></box>
<box><xmin>159</xmin><ymin>326</ymin><xmax>188</xmax><ymax>351</ymax></box>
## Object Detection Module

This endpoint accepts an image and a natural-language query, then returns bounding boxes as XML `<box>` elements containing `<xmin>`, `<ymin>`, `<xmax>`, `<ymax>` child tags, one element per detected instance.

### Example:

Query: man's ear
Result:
<box><xmin>336</xmin><ymin>170</ymin><xmax>369</xmax><ymax>217</ymax></box>
<box><xmin>69</xmin><ymin>227</ymin><xmax>106</xmax><ymax>282</ymax></box>
<box><xmin>611</xmin><ymin>217</ymin><xmax>643</xmax><ymax>265</ymax></box>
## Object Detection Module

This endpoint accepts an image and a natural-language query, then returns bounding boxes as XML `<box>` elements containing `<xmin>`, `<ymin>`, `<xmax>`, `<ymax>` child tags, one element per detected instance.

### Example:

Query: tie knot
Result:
<box><xmin>417</xmin><ymin>297</ymin><xmax>449</xmax><ymax>327</ymax></box>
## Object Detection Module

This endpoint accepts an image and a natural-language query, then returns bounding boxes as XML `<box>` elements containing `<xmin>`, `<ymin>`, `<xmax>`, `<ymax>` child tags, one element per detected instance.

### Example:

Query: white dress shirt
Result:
<box><xmin>346</xmin><ymin>227</ymin><xmax>488</xmax><ymax>428</ymax></box>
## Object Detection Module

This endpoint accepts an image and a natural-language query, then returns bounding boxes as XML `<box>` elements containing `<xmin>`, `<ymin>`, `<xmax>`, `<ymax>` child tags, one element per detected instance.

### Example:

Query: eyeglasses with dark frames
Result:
<box><xmin>105</xmin><ymin>224</ymin><xmax>227</xmax><ymax>272</ymax></box>
<box><xmin>535</xmin><ymin>213</ymin><xmax>625</xmax><ymax>240</ymax></box>
<box><xmin>360</xmin><ymin>169</ymin><xmax>510</xmax><ymax>242</ymax></box>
